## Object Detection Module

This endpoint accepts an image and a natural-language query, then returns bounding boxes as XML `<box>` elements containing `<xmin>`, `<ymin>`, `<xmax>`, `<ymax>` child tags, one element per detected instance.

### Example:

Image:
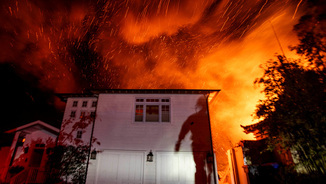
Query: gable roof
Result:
<box><xmin>5</xmin><ymin>120</ymin><xmax>60</xmax><ymax>135</ymax></box>
<box><xmin>57</xmin><ymin>89</ymin><xmax>221</xmax><ymax>102</ymax></box>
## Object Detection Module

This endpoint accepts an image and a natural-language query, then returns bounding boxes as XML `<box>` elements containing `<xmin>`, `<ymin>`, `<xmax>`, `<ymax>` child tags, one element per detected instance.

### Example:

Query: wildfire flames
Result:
<box><xmin>1</xmin><ymin>0</ymin><xmax>306</xmax><ymax>182</ymax></box>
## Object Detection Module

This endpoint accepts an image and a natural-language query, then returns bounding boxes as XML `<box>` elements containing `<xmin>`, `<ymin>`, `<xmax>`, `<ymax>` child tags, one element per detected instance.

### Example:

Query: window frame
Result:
<box><xmin>70</xmin><ymin>111</ymin><xmax>76</xmax><ymax>118</ymax></box>
<box><xmin>134</xmin><ymin>98</ymin><xmax>170</xmax><ymax>123</ymax></box>
<box><xmin>82</xmin><ymin>101</ymin><xmax>88</xmax><ymax>107</ymax></box>
<box><xmin>76</xmin><ymin>130</ymin><xmax>83</xmax><ymax>139</ymax></box>
<box><xmin>80</xmin><ymin>111</ymin><xmax>86</xmax><ymax>119</ymax></box>
<box><xmin>90</xmin><ymin>111</ymin><xmax>96</xmax><ymax>118</ymax></box>
<box><xmin>91</xmin><ymin>101</ymin><xmax>97</xmax><ymax>107</ymax></box>
<box><xmin>72</xmin><ymin>101</ymin><xmax>78</xmax><ymax>107</ymax></box>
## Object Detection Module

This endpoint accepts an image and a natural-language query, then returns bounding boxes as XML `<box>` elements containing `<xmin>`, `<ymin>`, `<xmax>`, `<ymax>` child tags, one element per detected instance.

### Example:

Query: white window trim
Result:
<box><xmin>134</xmin><ymin>98</ymin><xmax>171</xmax><ymax>123</ymax></box>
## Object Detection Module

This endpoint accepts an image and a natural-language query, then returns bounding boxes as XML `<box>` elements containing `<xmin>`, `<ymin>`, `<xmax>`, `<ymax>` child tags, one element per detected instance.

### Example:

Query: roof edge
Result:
<box><xmin>5</xmin><ymin>120</ymin><xmax>60</xmax><ymax>135</ymax></box>
<box><xmin>56</xmin><ymin>89</ymin><xmax>221</xmax><ymax>102</ymax></box>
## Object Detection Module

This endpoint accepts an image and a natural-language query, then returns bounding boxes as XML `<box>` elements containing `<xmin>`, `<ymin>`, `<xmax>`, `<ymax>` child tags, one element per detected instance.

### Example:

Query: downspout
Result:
<box><xmin>84</xmin><ymin>95</ymin><xmax>99</xmax><ymax>184</ymax></box>
<box><xmin>204</xmin><ymin>93</ymin><xmax>218</xmax><ymax>184</ymax></box>
<box><xmin>231</xmin><ymin>148</ymin><xmax>240</xmax><ymax>184</ymax></box>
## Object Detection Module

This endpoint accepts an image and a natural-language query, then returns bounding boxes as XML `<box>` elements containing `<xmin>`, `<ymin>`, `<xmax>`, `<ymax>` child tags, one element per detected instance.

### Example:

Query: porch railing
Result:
<box><xmin>9</xmin><ymin>167</ymin><xmax>47</xmax><ymax>184</ymax></box>
<box><xmin>9</xmin><ymin>169</ymin><xmax>29</xmax><ymax>184</ymax></box>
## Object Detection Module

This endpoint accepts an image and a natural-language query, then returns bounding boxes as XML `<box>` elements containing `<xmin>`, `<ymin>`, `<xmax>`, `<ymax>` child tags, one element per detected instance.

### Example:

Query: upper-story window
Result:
<box><xmin>80</xmin><ymin>111</ymin><xmax>86</xmax><ymax>119</ymax></box>
<box><xmin>135</xmin><ymin>98</ymin><xmax>170</xmax><ymax>123</ymax></box>
<box><xmin>70</xmin><ymin>111</ymin><xmax>76</xmax><ymax>118</ymax></box>
<box><xmin>82</xmin><ymin>101</ymin><xmax>88</xmax><ymax>107</ymax></box>
<box><xmin>90</xmin><ymin>111</ymin><xmax>96</xmax><ymax>118</ymax></box>
<box><xmin>72</xmin><ymin>101</ymin><xmax>78</xmax><ymax>107</ymax></box>
<box><xmin>92</xmin><ymin>101</ymin><xmax>97</xmax><ymax>107</ymax></box>
<box><xmin>76</xmin><ymin>130</ymin><xmax>83</xmax><ymax>139</ymax></box>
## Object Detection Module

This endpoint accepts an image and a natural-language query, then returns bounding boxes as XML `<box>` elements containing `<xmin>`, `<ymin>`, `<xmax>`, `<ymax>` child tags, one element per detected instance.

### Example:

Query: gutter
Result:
<box><xmin>205</xmin><ymin>93</ymin><xmax>219</xmax><ymax>184</ymax></box>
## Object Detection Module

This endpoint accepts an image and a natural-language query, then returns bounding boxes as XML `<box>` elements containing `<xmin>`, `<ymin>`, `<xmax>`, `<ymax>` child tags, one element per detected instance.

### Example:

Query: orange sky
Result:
<box><xmin>0</xmin><ymin>1</ymin><xmax>307</xmax><ymax>181</ymax></box>
<box><xmin>1</xmin><ymin>0</ymin><xmax>305</xmax><ymax>148</ymax></box>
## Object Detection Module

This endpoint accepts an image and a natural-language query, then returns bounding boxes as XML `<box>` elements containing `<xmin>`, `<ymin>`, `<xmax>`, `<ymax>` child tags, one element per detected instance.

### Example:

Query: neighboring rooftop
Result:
<box><xmin>5</xmin><ymin>120</ymin><xmax>60</xmax><ymax>135</ymax></box>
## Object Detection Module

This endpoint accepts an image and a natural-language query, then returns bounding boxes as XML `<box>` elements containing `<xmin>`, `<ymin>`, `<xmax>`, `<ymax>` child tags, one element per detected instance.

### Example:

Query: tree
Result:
<box><xmin>46</xmin><ymin>114</ymin><xmax>99</xmax><ymax>184</ymax></box>
<box><xmin>252</xmin><ymin>55</ymin><xmax>325</xmax><ymax>173</ymax></box>
<box><xmin>243</xmin><ymin>9</ymin><xmax>326</xmax><ymax>178</ymax></box>
<box><xmin>46</xmin><ymin>145</ymin><xmax>90</xmax><ymax>184</ymax></box>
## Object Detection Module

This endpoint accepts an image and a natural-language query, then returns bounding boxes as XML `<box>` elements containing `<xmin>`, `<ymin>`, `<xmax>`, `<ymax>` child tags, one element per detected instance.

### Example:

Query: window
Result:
<box><xmin>72</xmin><ymin>101</ymin><xmax>78</xmax><ymax>107</ymax></box>
<box><xmin>161</xmin><ymin>105</ymin><xmax>170</xmax><ymax>122</ymax></box>
<box><xmin>24</xmin><ymin>147</ymin><xmax>29</xmax><ymax>153</ymax></box>
<box><xmin>70</xmin><ymin>111</ymin><xmax>76</xmax><ymax>118</ymax></box>
<box><xmin>35</xmin><ymin>144</ymin><xmax>45</xmax><ymax>147</ymax></box>
<box><xmin>82</xmin><ymin>101</ymin><xmax>88</xmax><ymax>107</ymax></box>
<box><xmin>146</xmin><ymin>105</ymin><xmax>159</xmax><ymax>121</ymax></box>
<box><xmin>92</xmin><ymin>101</ymin><xmax>97</xmax><ymax>107</ymax></box>
<box><xmin>146</xmin><ymin>99</ymin><xmax>159</xmax><ymax>102</ymax></box>
<box><xmin>90</xmin><ymin>111</ymin><xmax>96</xmax><ymax>118</ymax></box>
<box><xmin>80</xmin><ymin>111</ymin><xmax>86</xmax><ymax>118</ymax></box>
<box><xmin>135</xmin><ymin>98</ymin><xmax>170</xmax><ymax>122</ymax></box>
<box><xmin>76</xmin><ymin>130</ymin><xmax>82</xmax><ymax>139</ymax></box>
<box><xmin>135</xmin><ymin>105</ymin><xmax>143</xmax><ymax>121</ymax></box>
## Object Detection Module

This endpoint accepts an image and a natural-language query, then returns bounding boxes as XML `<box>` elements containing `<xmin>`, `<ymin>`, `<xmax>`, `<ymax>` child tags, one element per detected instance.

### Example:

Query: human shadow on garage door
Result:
<box><xmin>175</xmin><ymin>96</ymin><xmax>215</xmax><ymax>184</ymax></box>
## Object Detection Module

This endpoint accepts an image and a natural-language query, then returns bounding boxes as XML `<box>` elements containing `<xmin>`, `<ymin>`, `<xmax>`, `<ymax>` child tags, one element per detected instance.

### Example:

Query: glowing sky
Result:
<box><xmin>0</xmin><ymin>0</ymin><xmax>320</xmax><ymax>180</ymax></box>
<box><xmin>0</xmin><ymin>0</ymin><xmax>303</xmax><ymax>127</ymax></box>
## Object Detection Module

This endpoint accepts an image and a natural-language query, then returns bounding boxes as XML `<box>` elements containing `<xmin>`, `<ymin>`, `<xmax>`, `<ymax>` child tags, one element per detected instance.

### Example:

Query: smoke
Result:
<box><xmin>0</xmin><ymin>0</ymin><xmax>302</xmax><ymax>92</ymax></box>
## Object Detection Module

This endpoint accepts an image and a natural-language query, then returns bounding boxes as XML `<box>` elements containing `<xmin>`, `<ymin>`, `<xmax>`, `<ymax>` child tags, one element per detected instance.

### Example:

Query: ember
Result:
<box><xmin>0</xmin><ymin>0</ymin><xmax>310</xmax><ymax>183</ymax></box>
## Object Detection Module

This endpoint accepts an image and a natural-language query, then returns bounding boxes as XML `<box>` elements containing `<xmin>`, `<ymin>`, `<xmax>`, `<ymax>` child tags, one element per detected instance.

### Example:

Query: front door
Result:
<box><xmin>29</xmin><ymin>148</ymin><xmax>44</xmax><ymax>167</ymax></box>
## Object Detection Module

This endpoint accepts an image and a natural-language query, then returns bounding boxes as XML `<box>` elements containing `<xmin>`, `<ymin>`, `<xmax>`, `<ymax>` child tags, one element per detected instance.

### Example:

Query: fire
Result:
<box><xmin>1</xmin><ymin>0</ymin><xmax>307</xmax><ymax>183</ymax></box>
<box><xmin>120</xmin><ymin>0</ymin><xmax>214</xmax><ymax>44</ymax></box>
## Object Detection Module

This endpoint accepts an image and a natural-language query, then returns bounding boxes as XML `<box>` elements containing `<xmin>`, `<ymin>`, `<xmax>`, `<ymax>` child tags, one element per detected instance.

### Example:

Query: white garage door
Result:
<box><xmin>96</xmin><ymin>151</ymin><xmax>144</xmax><ymax>184</ymax></box>
<box><xmin>157</xmin><ymin>152</ymin><xmax>196</xmax><ymax>184</ymax></box>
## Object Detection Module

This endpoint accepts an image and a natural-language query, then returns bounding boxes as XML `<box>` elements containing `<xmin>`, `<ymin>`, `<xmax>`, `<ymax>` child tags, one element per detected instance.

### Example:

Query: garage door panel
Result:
<box><xmin>157</xmin><ymin>152</ymin><xmax>196</xmax><ymax>184</ymax></box>
<box><xmin>97</xmin><ymin>151</ymin><xmax>143</xmax><ymax>184</ymax></box>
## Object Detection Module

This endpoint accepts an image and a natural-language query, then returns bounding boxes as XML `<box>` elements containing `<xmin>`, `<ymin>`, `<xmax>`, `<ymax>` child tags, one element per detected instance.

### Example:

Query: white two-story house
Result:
<box><xmin>58</xmin><ymin>89</ymin><xmax>220</xmax><ymax>184</ymax></box>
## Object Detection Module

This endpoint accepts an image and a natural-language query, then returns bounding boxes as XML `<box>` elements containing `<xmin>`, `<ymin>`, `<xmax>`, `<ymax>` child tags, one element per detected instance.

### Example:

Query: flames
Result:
<box><xmin>1</xmin><ymin>0</ymin><xmax>307</xmax><ymax>182</ymax></box>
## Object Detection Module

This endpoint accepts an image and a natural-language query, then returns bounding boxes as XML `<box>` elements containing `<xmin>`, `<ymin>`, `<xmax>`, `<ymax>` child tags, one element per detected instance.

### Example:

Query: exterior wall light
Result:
<box><xmin>147</xmin><ymin>150</ymin><xmax>154</xmax><ymax>162</ymax></box>
<box><xmin>91</xmin><ymin>150</ymin><xmax>97</xmax><ymax>160</ymax></box>
<box><xmin>17</xmin><ymin>133</ymin><xmax>26</xmax><ymax>146</ymax></box>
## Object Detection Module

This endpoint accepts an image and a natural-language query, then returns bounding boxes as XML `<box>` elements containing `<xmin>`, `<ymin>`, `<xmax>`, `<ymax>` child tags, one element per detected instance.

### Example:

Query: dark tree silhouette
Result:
<box><xmin>46</xmin><ymin>114</ymin><xmax>99</xmax><ymax>184</ymax></box>
<box><xmin>243</xmin><ymin>10</ymin><xmax>326</xmax><ymax>179</ymax></box>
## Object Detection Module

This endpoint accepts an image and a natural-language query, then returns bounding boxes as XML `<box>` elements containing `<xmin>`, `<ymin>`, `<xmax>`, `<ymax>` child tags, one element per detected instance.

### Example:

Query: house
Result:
<box><xmin>0</xmin><ymin>120</ymin><xmax>59</xmax><ymax>183</ymax></box>
<box><xmin>228</xmin><ymin>139</ymin><xmax>294</xmax><ymax>184</ymax></box>
<box><xmin>57</xmin><ymin>89</ymin><xmax>220</xmax><ymax>184</ymax></box>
